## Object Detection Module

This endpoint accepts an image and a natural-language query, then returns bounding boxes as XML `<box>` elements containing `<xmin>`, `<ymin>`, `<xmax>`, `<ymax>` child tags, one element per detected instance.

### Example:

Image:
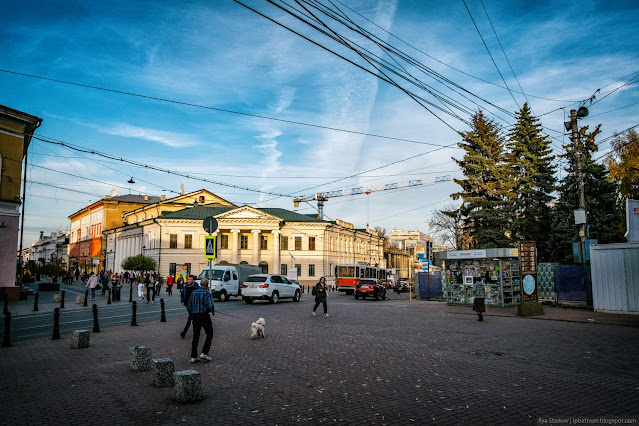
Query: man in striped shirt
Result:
<box><xmin>187</xmin><ymin>278</ymin><xmax>215</xmax><ymax>363</ymax></box>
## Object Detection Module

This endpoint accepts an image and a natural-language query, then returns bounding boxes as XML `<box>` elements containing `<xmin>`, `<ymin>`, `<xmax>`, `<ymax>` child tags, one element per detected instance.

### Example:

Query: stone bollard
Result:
<box><xmin>152</xmin><ymin>358</ymin><xmax>175</xmax><ymax>387</ymax></box>
<box><xmin>92</xmin><ymin>304</ymin><xmax>100</xmax><ymax>333</ymax></box>
<box><xmin>107</xmin><ymin>289</ymin><xmax>112</xmax><ymax>305</ymax></box>
<box><xmin>52</xmin><ymin>308</ymin><xmax>61</xmax><ymax>340</ymax></box>
<box><xmin>33</xmin><ymin>291</ymin><xmax>39</xmax><ymax>312</ymax></box>
<box><xmin>160</xmin><ymin>298</ymin><xmax>166</xmax><ymax>322</ymax></box>
<box><xmin>75</xmin><ymin>295</ymin><xmax>83</xmax><ymax>305</ymax></box>
<box><xmin>129</xmin><ymin>346</ymin><xmax>153</xmax><ymax>371</ymax></box>
<box><xmin>83</xmin><ymin>289</ymin><xmax>88</xmax><ymax>307</ymax></box>
<box><xmin>70</xmin><ymin>329</ymin><xmax>90</xmax><ymax>349</ymax></box>
<box><xmin>130</xmin><ymin>301</ymin><xmax>138</xmax><ymax>326</ymax></box>
<box><xmin>129</xmin><ymin>282</ymin><xmax>133</xmax><ymax>303</ymax></box>
<box><xmin>60</xmin><ymin>290</ymin><xmax>65</xmax><ymax>309</ymax></box>
<box><xmin>53</xmin><ymin>294</ymin><xmax>61</xmax><ymax>303</ymax></box>
<box><xmin>174</xmin><ymin>370</ymin><xmax>203</xmax><ymax>403</ymax></box>
<box><xmin>2</xmin><ymin>312</ymin><xmax>12</xmax><ymax>347</ymax></box>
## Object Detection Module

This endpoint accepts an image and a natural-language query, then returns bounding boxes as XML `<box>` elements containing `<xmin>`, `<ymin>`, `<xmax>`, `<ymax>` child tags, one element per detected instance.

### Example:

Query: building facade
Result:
<box><xmin>0</xmin><ymin>105</ymin><xmax>42</xmax><ymax>296</ymax></box>
<box><xmin>29</xmin><ymin>231</ymin><xmax>70</xmax><ymax>267</ymax></box>
<box><xmin>105</xmin><ymin>204</ymin><xmax>385</xmax><ymax>286</ymax></box>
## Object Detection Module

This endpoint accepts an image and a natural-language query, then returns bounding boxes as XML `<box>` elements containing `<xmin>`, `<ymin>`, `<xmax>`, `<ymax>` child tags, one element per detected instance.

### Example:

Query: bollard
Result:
<box><xmin>60</xmin><ymin>290</ymin><xmax>65</xmax><ymax>309</ymax></box>
<box><xmin>1</xmin><ymin>312</ymin><xmax>11</xmax><ymax>347</ymax></box>
<box><xmin>160</xmin><ymin>298</ymin><xmax>166</xmax><ymax>322</ymax></box>
<box><xmin>131</xmin><ymin>301</ymin><xmax>138</xmax><ymax>326</ymax></box>
<box><xmin>129</xmin><ymin>282</ymin><xmax>133</xmax><ymax>303</ymax></box>
<box><xmin>92</xmin><ymin>304</ymin><xmax>100</xmax><ymax>333</ymax></box>
<box><xmin>33</xmin><ymin>291</ymin><xmax>39</xmax><ymax>312</ymax></box>
<box><xmin>3</xmin><ymin>297</ymin><xmax>8</xmax><ymax>315</ymax></box>
<box><xmin>107</xmin><ymin>289</ymin><xmax>112</xmax><ymax>305</ymax></box>
<box><xmin>83</xmin><ymin>289</ymin><xmax>88</xmax><ymax>307</ymax></box>
<box><xmin>52</xmin><ymin>308</ymin><xmax>61</xmax><ymax>340</ymax></box>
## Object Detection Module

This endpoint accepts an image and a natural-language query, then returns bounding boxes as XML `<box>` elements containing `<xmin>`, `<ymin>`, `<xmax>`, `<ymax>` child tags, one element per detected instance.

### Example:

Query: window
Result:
<box><xmin>281</xmin><ymin>236</ymin><xmax>288</xmax><ymax>250</ymax></box>
<box><xmin>309</xmin><ymin>264</ymin><xmax>315</xmax><ymax>277</ymax></box>
<box><xmin>170</xmin><ymin>234</ymin><xmax>177</xmax><ymax>249</ymax></box>
<box><xmin>294</xmin><ymin>236</ymin><xmax>302</xmax><ymax>250</ymax></box>
<box><xmin>271</xmin><ymin>275</ymin><xmax>282</xmax><ymax>283</ymax></box>
<box><xmin>199</xmin><ymin>195</ymin><xmax>205</xmax><ymax>203</ymax></box>
<box><xmin>240</xmin><ymin>235</ymin><xmax>248</xmax><ymax>249</ymax></box>
<box><xmin>260</xmin><ymin>235</ymin><xmax>268</xmax><ymax>250</ymax></box>
<box><xmin>221</xmin><ymin>234</ymin><xmax>228</xmax><ymax>249</ymax></box>
<box><xmin>184</xmin><ymin>234</ymin><xmax>193</xmax><ymax>249</ymax></box>
<box><xmin>309</xmin><ymin>237</ymin><xmax>316</xmax><ymax>251</ymax></box>
<box><xmin>259</xmin><ymin>261</ymin><xmax>268</xmax><ymax>274</ymax></box>
<box><xmin>281</xmin><ymin>264</ymin><xmax>287</xmax><ymax>275</ymax></box>
<box><xmin>169</xmin><ymin>263</ymin><xmax>176</xmax><ymax>276</ymax></box>
<box><xmin>295</xmin><ymin>264</ymin><xmax>302</xmax><ymax>276</ymax></box>
<box><xmin>233</xmin><ymin>272</ymin><xmax>237</xmax><ymax>280</ymax></box>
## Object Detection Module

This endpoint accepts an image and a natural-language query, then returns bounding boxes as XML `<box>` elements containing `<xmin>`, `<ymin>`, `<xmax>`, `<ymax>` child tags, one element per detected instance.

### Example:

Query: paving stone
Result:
<box><xmin>70</xmin><ymin>330</ymin><xmax>90</xmax><ymax>349</ymax></box>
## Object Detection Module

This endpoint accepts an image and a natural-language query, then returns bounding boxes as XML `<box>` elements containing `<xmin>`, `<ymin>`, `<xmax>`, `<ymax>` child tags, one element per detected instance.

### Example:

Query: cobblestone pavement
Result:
<box><xmin>1</xmin><ymin>292</ymin><xmax>637</xmax><ymax>425</ymax></box>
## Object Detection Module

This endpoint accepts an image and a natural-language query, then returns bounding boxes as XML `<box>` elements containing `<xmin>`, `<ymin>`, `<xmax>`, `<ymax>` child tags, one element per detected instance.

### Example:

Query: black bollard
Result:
<box><xmin>130</xmin><ymin>301</ymin><xmax>137</xmax><ymax>326</ymax></box>
<box><xmin>2</xmin><ymin>312</ymin><xmax>11</xmax><ymax>347</ymax></box>
<box><xmin>129</xmin><ymin>282</ymin><xmax>133</xmax><ymax>303</ymax></box>
<box><xmin>2</xmin><ymin>297</ymin><xmax>7</xmax><ymax>315</ymax></box>
<box><xmin>83</xmin><ymin>289</ymin><xmax>88</xmax><ymax>307</ymax></box>
<box><xmin>33</xmin><ymin>291</ymin><xmax>39</xmax><ymax>312</ymax></box>
<box><xmin>60</xmin><ymin>290</ymin><xmax>65</xmax><ymax>309</ymax></box>
<box><xmin>107</xmin><ymin>289</ymin><xmax>112</xmax><ymax>305</ymax></box>
<box><xmin>92</xmin><ymin>304</ymin><xmax>100</xmax><ymax>332</ymax></box>
<box><xmin>52</xmin><ymin>308</ymin><xmax>61</xmax><ymax>340</ymax></box>
<box><xmin>160</xmin><ymin>298</ymin><xmax>166</xmax><ymax>322</ymax></box>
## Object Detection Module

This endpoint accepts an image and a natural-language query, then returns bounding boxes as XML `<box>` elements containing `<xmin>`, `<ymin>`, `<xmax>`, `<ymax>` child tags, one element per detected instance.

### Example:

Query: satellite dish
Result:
<box><xmin>109</xmin><ymin>189</ymin><xmax>118</xmax><ymax>197</ymax></box>
<box><xmin>577</xmin><ymin>106</ymin><xmax>589</xmax><ymax>118</ymax></box>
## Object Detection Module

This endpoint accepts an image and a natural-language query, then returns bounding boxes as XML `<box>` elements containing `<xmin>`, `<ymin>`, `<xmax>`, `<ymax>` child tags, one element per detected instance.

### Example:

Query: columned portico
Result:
<box><xmin>271</xmin><ymin>230</ymin><xmax>281</xmax><ymax>274</ymax></box>
<box><xmin>251</xmin><ymin>229</ymin><xmax>261</xmax><ymax>265</ymax></box>
<box><xmin>230</xmin><ymin>229</ymin><xmax>240</xmax><ymax>263</ymax></box>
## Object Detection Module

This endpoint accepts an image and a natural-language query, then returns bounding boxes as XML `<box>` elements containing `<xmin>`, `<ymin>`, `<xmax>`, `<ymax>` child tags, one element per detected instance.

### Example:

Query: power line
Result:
<box><xmin>0</xmin><ymin>68</ymin><xmax>451</xmax><ymax>148</ymax></box>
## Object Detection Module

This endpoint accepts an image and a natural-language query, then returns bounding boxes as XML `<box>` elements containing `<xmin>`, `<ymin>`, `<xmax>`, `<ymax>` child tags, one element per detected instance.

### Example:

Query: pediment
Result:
<box><xmin>215</xmin><ymin>206</ymin><xmax>280</xmax><ymax>221</ymax></box>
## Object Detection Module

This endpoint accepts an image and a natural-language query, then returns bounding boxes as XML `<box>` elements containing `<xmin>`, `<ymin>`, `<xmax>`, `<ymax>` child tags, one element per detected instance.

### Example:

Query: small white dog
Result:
<box><xmin>250</xmin><ymin>317</ymin><xmax>266</xmax><ymax>339</ymax></box>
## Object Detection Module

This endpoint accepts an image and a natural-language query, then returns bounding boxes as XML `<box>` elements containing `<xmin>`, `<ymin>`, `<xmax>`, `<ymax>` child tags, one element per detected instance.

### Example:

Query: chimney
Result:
<box><xmin>144</xmin><ymin>195</ymin><xmax>149</xmax><ymax>201</ymax></box>
<box><xmin>39</xmin><ymin>231</ymin><xmax>44</xmax><ymax>240</ymax></box>
<box><xmin>160</xmin><ymin>195</ymin><xmax>166</xmax><ymax>201</ymax></box>
<box><xmin>179</xmin><ymin>184</ymin><xmax>184</xmax><ymax>195</ymax></box>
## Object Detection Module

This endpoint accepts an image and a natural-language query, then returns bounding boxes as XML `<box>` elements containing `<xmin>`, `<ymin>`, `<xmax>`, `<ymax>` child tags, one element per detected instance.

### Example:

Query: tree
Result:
<box><xmin>506</xmin><ymin>103</ymin><xmax>557</xmax><ymax>261</ymax></box>
<box><xmin>451</xmin><ymin>110</ymin><xmax>514</xmax><ymax>248</ymax></box>
<box><xmin>373</xmin><ymin>226</ymin><xmax>390</xmax><ymax>249</ymax></box>
<box><xmin>427</xmin><ymin>204</ymin><xmax>464</xmax><ymax>250</ymax></box>
<box><xmin>550</xmin><ymin>124</ymin><xmax>625</xmax><ymax>263</ymax></box>
<box><xmin>121</xmin><ymin>255</ymin><xmax>156</xmax><ymax>273</ymax></box>
<box><xmin>605</xmin><ymin>128</ymin><xmax>639</xmax><ymax>204</ymax></box>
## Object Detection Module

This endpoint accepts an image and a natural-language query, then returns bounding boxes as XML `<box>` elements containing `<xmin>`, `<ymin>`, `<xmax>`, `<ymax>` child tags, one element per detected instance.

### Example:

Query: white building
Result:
<box><xmin>29</xmin><ymin>231</ymin><xmax>70</xmax><ymax>267</ymax></box>
<box><xmin>104</xmin><ymin>203</ymin><xmax>385</xmax><ymax>286</ymax></box>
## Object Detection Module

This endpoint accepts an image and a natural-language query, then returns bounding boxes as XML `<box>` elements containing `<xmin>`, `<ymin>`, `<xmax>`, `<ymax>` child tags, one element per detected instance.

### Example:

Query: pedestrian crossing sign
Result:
<box><xmin>204</xmin><ymin>236</ymin><xmax>217</xmax><ymax>260</ymax></box>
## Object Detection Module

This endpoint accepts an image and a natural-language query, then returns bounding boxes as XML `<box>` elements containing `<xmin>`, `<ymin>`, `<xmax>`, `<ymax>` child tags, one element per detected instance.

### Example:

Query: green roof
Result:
<box><xmin>258</xmin><ymin>208</ymin><xmax>330</xmax><ymax>223</ymax></box>
<box><xmin>160</xmin><ymin>206</ymin><xmax>234</xmax><ymax>219</ymax></box>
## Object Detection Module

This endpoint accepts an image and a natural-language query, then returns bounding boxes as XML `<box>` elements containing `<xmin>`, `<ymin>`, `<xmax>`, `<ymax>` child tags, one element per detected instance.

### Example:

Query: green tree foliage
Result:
<box><xmin>605</xmin><ymin>128</ymin><xmax>639</xmax><ymax>203</ymax></box>
<box><xmin>506</xmin><ymin>103</ymin><xmax>556</xmax><ymax>261</ymax></box>
<box><xmin>550</xmin><ymin>125</ymin><xmax>625</xmax><ymax>263</ymax></box>
<box><xmin>121</xmin><ymin>255</ymin><xmax>156</xmax><ymax>272</ymax></box>
<box><xmin>451</xmin><ymin>111</ymin><xmax>514</xmax><ymax>248</ymax></box>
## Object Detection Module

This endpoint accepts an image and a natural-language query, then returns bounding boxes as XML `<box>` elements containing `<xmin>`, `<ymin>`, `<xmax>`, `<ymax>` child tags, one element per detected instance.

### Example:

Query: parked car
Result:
<box><xmin>241</xmin><ymin>274</ymin><xmax>301</xmax><ymax>304</ymax></box>
<box><xmin>398</xmin><ymin>281</ymin><xmax>410</xmax><ymax>292</ymax></box>
<box><xmin>354</xmin><ymin>278</ymin><xmax>387</xmax><ymax>301</ymax></box>
<box><xmin>196</xmin><ymin>263</ymin><xmax>261</xmax><ymax>302</ymax></box>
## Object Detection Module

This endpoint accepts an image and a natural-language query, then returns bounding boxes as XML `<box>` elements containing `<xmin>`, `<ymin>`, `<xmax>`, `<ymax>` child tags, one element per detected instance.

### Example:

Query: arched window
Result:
<box><xmin>259</xmin><ymin>261</ymin><xmax>268</xmax><ymax>274</ymax></box>
<box><xmin>239</xmin><ymin>261</ymin><xmax>249</xmax><ymax>265</ymax></box>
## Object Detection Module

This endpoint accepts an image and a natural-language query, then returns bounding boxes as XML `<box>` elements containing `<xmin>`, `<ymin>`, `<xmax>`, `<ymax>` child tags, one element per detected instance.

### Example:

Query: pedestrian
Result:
<box><xmin>154</xmin><ymin>272</ymin><xmax>161</xmax><ymax>296</ymax></box>
<box><xmin>312</xmin><ymin>276</ymin><xmax>329</xmax><ymax>318</ymax></box>
<box><xmin>472</xmin><ymin>279</ymin><xmax>486</xmax><ymax>322</ymax></box>
<box><xmin>74</xmin><ymin>268</ymin><xmax>80</xmax><ymax>283</ymax></box>
<box><xmin>145</xmin><ymin>271</ymin><xmax>155</xmax><ymax>303</ymax></box>
<box><xmin>86</xmin><ymin>272</ymin><xmax>99</xmax><ymax>302</ymax></box>
<box><xmin>177</xmin><ymin>275</ymin><xmax>184</xmax><ymax>291</ymax></box>
<box><xmin>187</xmin><ymin>278</ymin><xmax>215</xmax><ymax>363</ymax></box>
<box><xmin>180</xmin><ymin>275</ymin><xmax>199</xmax><ymax>338</ymax></box>
<box><xmin>137</xmin><ymin>273</ymin><xmax>145</xmax><ymax>300</ymax></box>
<box><xmin>166</xmin><ymin>274</ymin><xmax>174</xmax><ymax>295</ymax></box>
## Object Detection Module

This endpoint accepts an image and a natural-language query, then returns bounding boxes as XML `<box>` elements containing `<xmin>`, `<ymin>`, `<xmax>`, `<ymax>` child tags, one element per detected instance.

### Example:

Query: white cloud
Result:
<box><xmin>99</xmin><ymin>123</ymin><xmax>200</xmax><ymax>147</ymax></box>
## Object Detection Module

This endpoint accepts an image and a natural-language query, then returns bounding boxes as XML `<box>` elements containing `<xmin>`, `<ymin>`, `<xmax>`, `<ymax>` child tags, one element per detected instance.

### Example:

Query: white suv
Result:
<box><xmin>242</xmin><ymin>274</ymin><xmax>301</xmax><ymax>304</ymax></box>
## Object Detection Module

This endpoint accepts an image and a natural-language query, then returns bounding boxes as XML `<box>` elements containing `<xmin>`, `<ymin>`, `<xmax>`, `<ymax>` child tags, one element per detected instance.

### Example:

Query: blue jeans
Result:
<box><xmin>90</xmin><ymin>288</ymin><xmax>96</xmax><ymax>300</ymax></box>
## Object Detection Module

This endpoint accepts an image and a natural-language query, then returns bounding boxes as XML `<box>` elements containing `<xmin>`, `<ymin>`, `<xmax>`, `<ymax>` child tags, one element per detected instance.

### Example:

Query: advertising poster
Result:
<box><xmin>176</xmin><ymin>265</ymin><xmax>189</xmax><ymax>282</ymax></box>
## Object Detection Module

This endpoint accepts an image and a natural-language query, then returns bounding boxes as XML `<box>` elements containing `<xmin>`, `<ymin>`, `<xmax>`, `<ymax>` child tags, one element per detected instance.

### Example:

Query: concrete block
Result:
<box><xmin>517</xmin><ymin>302</ymin><xmax>544</xmax><ymax>316</ymax></box>
<box><xmin>152</xmin><ymin>358</ymin><xmax>175</xmax><ymax>387</ymax></box>
<box><xmin>70</xmin><ymin>330</ymin><xmax>90</xmax><ymax>349</ymax></box>
<box><xmin>76</xmin><ymin>295</ymin><xmax>83</xmax><ymax>305</ymax></box>
<box><xmin>129</xmin><ymin>346</ymin><xmax>153</xmax><ymax>371</ymax></box>
<box><xmin>53</xmin><ymin>294</ymin><xmax>61</xmax><ymax>303</ymax></box>
<box><xmin>174</xmin><ymin>370</ymin><xmax>203</xmax><ymax>403</ymax></box>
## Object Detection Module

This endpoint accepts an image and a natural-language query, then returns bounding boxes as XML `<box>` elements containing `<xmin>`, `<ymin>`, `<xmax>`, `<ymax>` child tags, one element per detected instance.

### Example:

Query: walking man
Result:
<box><xmin>180</xmin><ymin>275</ymin><xmax>199</xmax><ymax>338</ymax></box>
<box><xmin>312</xmin><ymin>276</ymin><xmax>329</xmax><ymax>318</ymax></box>
<box><xmin>86</xmin><ymin>272</ymin><xmax>99</xmax><ymax>302</ymax></box>
<box><xmin>145</xmin><ymin>270</ymin><xmax>155</xmax><ymax>303</ymax></box>
<box><xmin>166</xmin><ymin>274</ymin><xmax>174</xmax><ymax>295</ymax></box>
<box><xmin>188</xmin><ymin>278</ymin><xmax>214</xmax><ymax>363</ymax></box>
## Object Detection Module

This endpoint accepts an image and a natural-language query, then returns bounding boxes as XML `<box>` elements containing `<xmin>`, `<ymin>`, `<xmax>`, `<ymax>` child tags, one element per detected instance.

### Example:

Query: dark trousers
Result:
<box><xmin>191</xmin><ymin>313</ymin><xmax>213</xmax><ymax>358</ymax></box>
<box><xmin>182</xmin><ymin>311</ymin><xmax>193</xmax><ymax>335</ymax></box>
<box><xmin>167</xmin><ymin>285</ymin><xmax>173</xmax><ymax>295</ymax></box>
<box><xmin>313</xmin><ymin>300</ymin><xmax>327</xmax><ymax>314</ymax></box>
<box><xmin>146</xmin><ymin>287</ymin><xmax>155</xmax><ymax>302</ymax></box>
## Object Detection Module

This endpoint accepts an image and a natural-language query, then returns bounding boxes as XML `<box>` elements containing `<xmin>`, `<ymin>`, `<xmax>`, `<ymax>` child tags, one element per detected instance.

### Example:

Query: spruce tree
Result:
<box><xmin>451</xmin><ymin>110</ymin><xmax>513</xmax><ymax>248</ymax></box>
<box><xmin>550</xmin><ymin>125</ymin><xmax>625</xmax><ymax>263</ymax></box>
<box><xmin>506</xmin><ymin>103</ymin><xmax>556</xmax><ymax>261</ymax></box>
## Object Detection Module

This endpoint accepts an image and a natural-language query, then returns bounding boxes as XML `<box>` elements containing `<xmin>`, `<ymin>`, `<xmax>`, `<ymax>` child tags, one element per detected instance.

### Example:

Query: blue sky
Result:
<box><xmin>2</xmin><ymin>0</ymin><xmax>638</xmax><ymax>246</ymax></box>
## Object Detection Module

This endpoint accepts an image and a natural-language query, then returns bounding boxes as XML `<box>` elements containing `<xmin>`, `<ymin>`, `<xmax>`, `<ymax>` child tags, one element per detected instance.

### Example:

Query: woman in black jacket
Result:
<box><xmin>312</xmin><ymin>276</ymin><xmax>329</xmax><ymax>318</ymax></box>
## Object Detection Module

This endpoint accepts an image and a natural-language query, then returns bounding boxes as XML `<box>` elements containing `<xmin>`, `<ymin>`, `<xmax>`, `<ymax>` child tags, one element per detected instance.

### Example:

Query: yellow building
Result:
<box><xmin>0</xmin><ymin>105</ymin><xmax>42</xmax><ymax>299</ymax></box>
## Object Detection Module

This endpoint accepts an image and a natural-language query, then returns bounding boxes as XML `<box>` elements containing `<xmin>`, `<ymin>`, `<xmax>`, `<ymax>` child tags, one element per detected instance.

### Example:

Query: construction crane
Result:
<box><xmin>293</xmin><ymin>175</ymin><xmax>452</xmax><ymax>220</ymax></box>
